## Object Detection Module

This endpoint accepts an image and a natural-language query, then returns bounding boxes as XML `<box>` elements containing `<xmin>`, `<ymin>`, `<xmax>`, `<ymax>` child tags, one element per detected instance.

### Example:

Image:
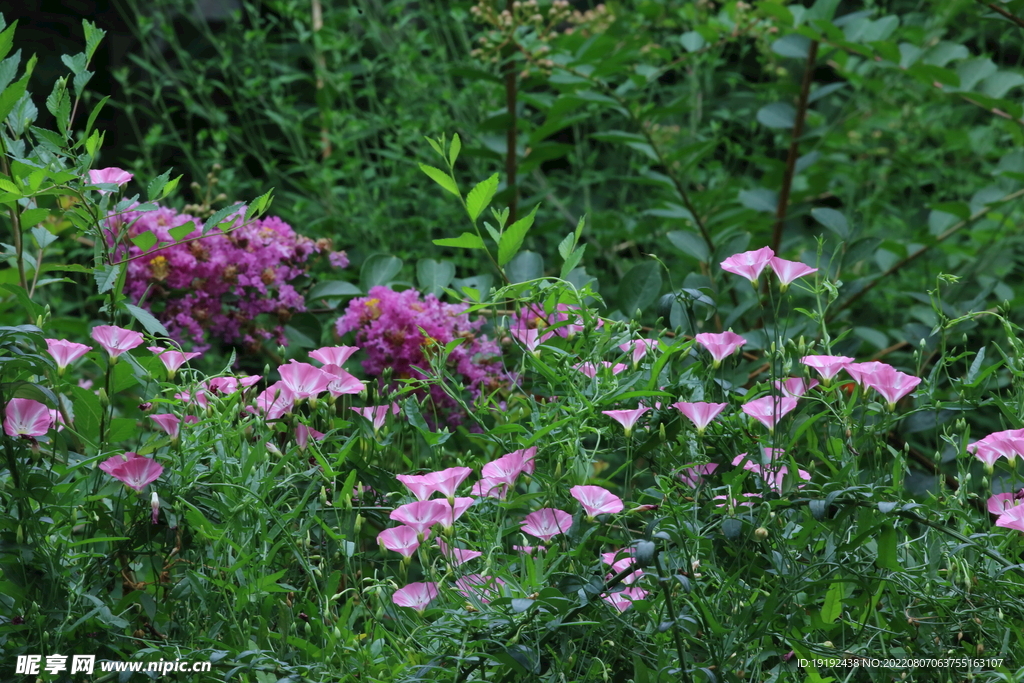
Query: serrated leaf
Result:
<box><xmin>202</xmin><ymin>203</ymin><xmax>244</xmax><ymax>235</ymax></box>
<box><xmin>94</xmin><ymin>264</ymin><xmax>120</xmax><ymax>294</ymax></box>
<box><xmin>466</xmin><ymin>172</ymin><xmax>498</xmax><ymax>223</ymax></box>
<box><xmin>157</xmin><ymin>174</ymin><xmax>182</xmax><ymax>200</ymax></box>
<box><xmin>83</xmin><ymin>20</ymin><xmax>106</xmax><ymax>61</ymax></box>
<box><xmin>20</xmin><ymin>207</ymin><xmax>49</xmax><ymax>227</ymax></box>
<box><xmin>560</xmin><ymin>244</ymin><xmax>585</xmax><ymax>280</ymax></box>
<box><xmin>449</xmin><ymin>133</ymin><xmax>461</xmax><ymax>167</ymax></box>
<box><xmin>0</xmin><ymin>20</ymin><xmax>16</xmax><ymax>63</ymax></box>
<box><xmin>418</xmin><ymin>163</ymin><xmax>460</xmax><ymax>197</ymax></box>
<box><xmin>557</xmin><ymin>233</ymin><xmax>574</xmax><ymax>260</ymax></box>
<box><xmin>245</xmin><ymin>188</ymin><xmax>274</xmax><ymax>221</ymax></box>
<box><xmin>146</xmin><ymin>169</ymin><xmax>171</xmax><ymax>202</ymax></box>
<box><xmin>124</xmin><ymin>303</ymin><xmax>167</xmax><ymax>336</ymax></box>
<box><xmin>0</xmin><ymin>53</ymin><xmax>36</xmax><ymax>123</ymax></box>
<box><xmin>167</xmin><ymin>221</ymin><xmax>196</xmax><ymax>241</ymax></box>
<box><xmin>434</xmin><ymin>232</ymin><xmax>485</xmax><ymax>249</ymax></box>
<box><xmin>498</xmin><ymin>204</ymin><xmax>539</xmax><ymax>266</ymax></box>
<box><xmin>130</xmin><ymin>231</ymin><xmax>158</xmax><ymax>251</ymax></box>
<box><xmin>0</xmin><ymin>176</ymin><xmax>20</xmax><ymax>195</ymax></box>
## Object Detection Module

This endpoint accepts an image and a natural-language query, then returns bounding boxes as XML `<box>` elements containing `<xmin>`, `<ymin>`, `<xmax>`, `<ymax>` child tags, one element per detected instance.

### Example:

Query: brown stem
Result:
<box><xmin>771</xmin><ymin>40</ymin><xmax>819</xmax><ymax>254</ymax></box>
<box><xmin>975</xmin><ymin>0</ymin><xmax>1024</xmax><ymax>30</ymax></box>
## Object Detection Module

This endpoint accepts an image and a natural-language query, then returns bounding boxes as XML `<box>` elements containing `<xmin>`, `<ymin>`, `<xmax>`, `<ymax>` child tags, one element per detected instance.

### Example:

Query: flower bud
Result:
<box><xmin>754</xmin><ymin>527</ymin><xmax>769</xmax><ymax>541</ymax></box>
<box><xmin>98</xmin><ymin>388</ymin><xmax>109</xmax><ymax>408</ymax></box>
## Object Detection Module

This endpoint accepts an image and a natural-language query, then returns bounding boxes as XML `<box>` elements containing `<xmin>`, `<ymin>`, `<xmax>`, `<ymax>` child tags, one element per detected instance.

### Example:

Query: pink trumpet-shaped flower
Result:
<box><xmin>471</xmin><ymin>477</ymin><xmax>508</xmax><ymax>499</ymax></box>
<box><xmin>90</xmin><ymin>325</ymin><xmax>144</xmax><ymax>359</ymax></box>
<box><xmin>672</xmin><ymin>402</ymin><xmax>728</xmax><ymax>434</ymax></box>
<box><xmin>774</xmin><ymin>377</ymin><xmax>818</xmax><ymax>398</ymax></box>
<box><xmin>769</xmin><ymin>257</ymin><xmax>817</xmax><ymax>291</ymax></box>
<box><xmin>437</xmin><ymin>538</ymin><xmax>482</xmax><ymax>566</ymax></box>
<box><xmin>309</xmin><ymin>345</ymin><xmax>359</xmax><ymax>367</ymax></box>
<box><xmin>426</xmin><ymin>466</ymin><xmax>473</xmax><ymax>499</ymax></box>
<box><xmin>695</xmin><ymin>331</ymin><xmax>746</xmax><ymax>367</ymax></box>
<box><xmin>988</xmin><ymin>492</ymin><xmax>1023</xmax><ymax>516</ymax></box>
<box><xmin>967</xmin><ymin>429</ymin><xmax>1024</xmax><ymax>468</ymax></box>
<box><xmin>278</xmin><ymin>361</ymin><xmax>332</xmax><ymax>402</ymax></box>
<box><xmin>512</xmin><ymin>327</ymin><xmax>551</xmax><ymax>354</ymax></box>
<box><xmin>721</xmin><ymin>247</ymin><xmax>774</xmax><ymax>286</ymax></box>
<box><xmin>250</xmin><ymin>382</ymin><xmax>295</xmax><ymax>421</ymax></box>
<box><xmin>574</xmin><ymin>362</ymin><xmax>600</xmax><ymax>379</ymax></box>
<box><xmin>295</xmin><ymin>424</ymin><xmax>325</xmax><ymax>452</ymax></box>
<box><xmin>3</xmin><ymin>398</ymin><xmax>54</xmax><ymax>437</ymax></box>
<box><xmin>800</xmin><ymin>355</ymin><xmax>854</xmax><ymax>382</ymax></box>
<box><xmin>378</xmin><ymin>525</ymin><xmax>423</xmax><ymax>558</ymax></box>
<box><xmin>619</xmin><ymin>339</ymin><xmax>659</xmax><ymax>366</ymax></box>
<box><xmin>846</xmin><ymin>362</ymin><xmax>921</xmax><ymax>408</ymax></box>
<box><xmin>995</xmin><ymin>502</ymin><xmax>1024</xmax><ymax>533</ymax></box>
<box><xmin>99</xmin><ymin>452</ymin><xmax>163</xmax><ymax>492</ymax></box>
<box><xmin>678</xmin><ymin>463</ymin><xmax>718</xmax><ymax>487</ymax></box>
<box><xmin>89</xmin><ymin>167</ymin><xmax>133</xmax><ymax>193</ymax></box>
<box><xmin>521</xmin><ymin>508</ymin><xmax>573</xmax><ymax>542</ymax></box>
<box><xmin>389</xmin><ymin>500</ymin><xmax>449</xmax><ymax>538</ymax></box>
<box><xmin>149</xmin><ymin>413</ymin><xmax>197</xmax><ymax>440</ymax></box>
<box><xmin>351</xmin><ymin>403</ymin><xmax>400</xmax><ymax>433</ymax></box>
<box><xmin>45</xmin><ymin>339</ymin><xmax>90</xmax><ymax>374</ymax></box>
<box><xmin>320</xmin><ymin>365</ymin><xmax>364</xmax><ymax>397</ymax></box>
<box><xmin>602</xmin><ymin>586</ymin><xmax>649</xmax><ymax>612</ymax></box>
<box><xmin>392</xmin><ymin>582</ymin><xmax>439</xmax><ymax>613</ymax></box>
<box><xmin>602</xmin><ymin>407</ymin><xmax>650</xmax><ymax>437</ymax></box>
<box><xmin>570</xmin><ymin>485</ymin><xmax>624</xmax><ymax>519</ymax></box>
<box><xmin>437</xmin><ymin>497</ymin><xmax>475</xmax><ymax>530</ymax></box>
<box><xmin>482</xmin><ymin>450</ymin><xmax>530</xmax><ymax>487</ymax></box>
<box><xmin>741</xmin><ymin>396</ymin><xmax>799</xmax><ymax>431</ymax></box>
<box><xmin>396</xmin><ymin>474</ymin><xmax>437</xmax><ymax>501</ymax></box>
<box><xmin>148</xmin><ymin>346</ymin><xmax>201</xmax><ymax>378</ymax></box>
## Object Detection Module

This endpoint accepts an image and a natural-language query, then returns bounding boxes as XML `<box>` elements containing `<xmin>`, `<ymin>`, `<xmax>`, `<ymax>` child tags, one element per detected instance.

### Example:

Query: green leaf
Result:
<box><xmin>448</xmin><ymin>133</ymin><xmax>461</xmax><ymax>167</ymax></box>
<box><xmin>107</xmin><ymin>417</ymin><xmax>136</xmax><ymax>443</ymax></box>
<box><xmin>465</xmin><ymin>172</ymin><xmax>499</xmax><ymax>223</ymax></box>
<box><xmin>574</xmin><ymin>214</ymin><xmax>585</xmax><ymax>242</ymax></box>
<box><xmin>557</xmin><ymin>233</ymin><xmax>574</xmax><ymax>260</ymax></box>
<box><xmin>738</xmin><ymin>188</ymin><xmax>777</xmax><ymax>213</ymax></box>
<box><xmin>285</xmin><ymin>313</ymin><xmax>322</xmax><ymax>349</ymax></box>
<box><xmin>124</xmin><ymin>303</ymin><xmax>168</xmax><ymax>336</ymax></box>
<box><xmin>618</xmin><ymin>262</ymin><xmax>662</xmax><ymax>317</ymax></box>
<box><xmin>0</xmin><ymin>19</ymin><xmax>17</xmax><ymax>63</ymax></box>
<box><xmin>820</xmin><ymin>580</ymin><xmax>843</xmax><ymax>623</ymax></box>
<box><xmin>0</xmin><ymin>53</ymin><xmax>35</xmax><ymax>123</ymax></box>
<box><xmin>83</xmin><ymin>95</ymin><xmax>109</xmax><ymax>138</ymax></box>
<box><xmin>757</xmin><ymin>102</ymin><xmax>796</xmax><ymax>129</ymax></box>
<box><xmin>83</xmin><ymin>20</ymin><xmax>106</xmax><ymax>61</ymax></box>
<box><xmin>202</xmin><ymin>203</ymin><xmax>245</xmax><ymax>235</ymax></box>
<box><xmin>667</xmin><ymin>230</ymin><xmax>709</xmax><ymax>262</ymax></box>
<box><xmin>559</xmin><ymin>245</ymin><xmax>585</xmax><ymax>280</ymax></box>
<box><xmin>498</xmin><ymin>204</ymin><xmax>539</xmax><ymax>267</ymax></box>
<box><xmin>130</xmin><ymin>231</ymin><xmax>158</xmax><ymax>252</ymax></box>
<box><xmin>157</xmin><ymin>174</ymin><xmax>182</xmax><ymax>200</ymax></box>
<box><xmin>416</xmin><ymin>258</ymin><xmax>455</xmax><ymax>298</ymax></box>
<box><xmin>70</xmin><ymin>385</ymin><xmax>101</xmax><ymax>444</ymax></box>
<box><xmin>876</xmin><ymin>526</ymin><xmax>902</xmax><ymax>571</ymax></box>
<box><xmin>31</xmin><ymin>225</ymin><xmax>57</xmax><ymax>249</ymax></box>
<box><xmin>360</xmin><ymin>254</ymin><xmax>403</xmax><ymax>290</ymax></box>
<box><xmin>772</xmin><ymin>35</ymin><xmax>811</xmax><ymax>59</ymax></box>
<box><xmin>20</xmin><ymin>207</ymin><xmax>49</xmax><ymax>227</ymax></box>
<box><xmin>0</xmin><ymin>176</ymin><xmax>21</xmax><ymax>195</ymax></box>
<box><xmin>0</xmin><ymin>283</ymin><xmax>41</xmax><ymax>318</ymax></box>
<box><xmin>94</xmin><ymin>264</ymin><xmax>121</xmax><ymax>295</ymax></box>
<box><xmin>245</xmin><ymin>188</ymin><xmax>274</xmax><ymax>221</ymax></box>
<box><xmin>434</xmin><ymin>232</ymin><xmax>485</xmax><ymax>250</ymax></box>
<box><xmin>679</xmin><ymin>31</ymin><xmax>705</xmax><ymax>52</ymax></box>
<box><xmin>167</xmin><ymin>221</ymin><xmax>196</xmax><ymax>241</ymax></box>
<box><xmin>418</xmin><ymin>163</ymin><xmax>460</xmax><ymax>197</ymax></box>
<box><xmin>146</xmin><ymin>169</ymin><xmax>171</xmax><ymax>202</ymax></box>
<box><xmin>308</xmin><ymin>280</ymin><xmax>361</xmax><ymax>299</ymax></box>
<box><xmin>506</xmin><ymin>251</ymin><xmax>544</xmax><ymax>284</ymax></box>
<box><xmin>810</xmin><ymin>207</ymin><xmax>849</xmax><ymax>239</ymax></box>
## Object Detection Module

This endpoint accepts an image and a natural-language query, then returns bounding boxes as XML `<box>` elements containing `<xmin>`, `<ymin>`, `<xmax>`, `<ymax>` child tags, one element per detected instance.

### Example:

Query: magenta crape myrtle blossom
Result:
<box><xmin>309</xmin><ymin>345</ymin><xmax>359</xmax><ymax>367</ymax></box>
<box><xmin>800</xmin><ymin>355</ymin><xmax>854</xmax><ymax>382</ymax></box>
<box><xmin>721</xmin><ymin>246</ymin><xmax>774</xmax><ymax>286</ymax></box>
<box><xmin>774</xmin><ymin>377</ymin><xmax>818</xmax><ymax>398</ymax></box>
<box><xmin>570</xmin><ymin>485</ymin><xmax>624</xmax><ymax>519</ymax></box>
<box><xmin>3</xmin><ymin>398</ymin><xmax>54</xmax><ymax>438</ymax></box>
<box><xmin>44</xmin><ymin>339</ymin><xmax>91</xmax><ymax>374</ymax></box>
<box><xmin>672</xmin><ymin>402</ymin><xmax>728</xmax><ymax>434</ymax></box>
<box><xmin>846</xmin><ymin>361</ymin><xmax>922</xmax><ymax>409</ymax></box>
<box><xmin>995</xmin><ymin>502</ymin><xmax>1024</xmax><ymax>533</ymax></box>
<box><xmin>741</xmin><ymin>396</ymin><xmax>799</xmax><ymax>431</ymax></box>
<box><xmin>351</xmin><ymin>403</ymin><xmax>400</xmax><ymax>433</ymax></box>
<box><xmin>602</xmin><ymin>586</ymin><xmax>649</xmax><ymax>612</ymax></box>
<box><xmin>392</xmin><ymin>582</ymin><xmax>439</xmax><ymax>613</ymax></box>
<box><xmin>99</xmin><ymin>452</ymin><xmax>164</xmax><ymax>492</ymax></box>
<box><xmin>390</xmin><ymin>500</ymin><xmax>449</xmax><ymax>538</ymax></box>
<box><xmin>437</xmin><ymin>538</ymin><xmax>482</xmax><ymax>566</ymax></box>
<box><xmin>91</xmin><ymin>325</ymin><xmax>144</xmax><ymax>359</ymax></box>
<box><xmin>278</xmin><ymin>361</ymin><xmax>332</xmax><ymax>402</ymax></box>
<box><xmin>148</xmin><ymin>346</ymin><xmax>201</xmax><ymax>379</ymax></box>
<box><xmin>695</xmin><ymin>331</ymin><xmax>746</xmax><ymax>368</ymax></box>
<box><xmin>337</xmin><ymin>286</ymin><xmax>511</xmax><ymax>425</ymax></box>
<box><xmin>603</xmin><ymin>407</ymin><xmax>650</xmax><ymax>437</ymax></box>
<box><xmin>678</xmin><ymin>463</ymin><xmax>719</xmax><ymax>487</ymax></box>
<box><xmin>619</xmin><ymin>339</ymin><xmax>659</xmax><ymax>366</ymax></box>
<box><xmin>378</xmin><ymin>525</ymin><xmax>423</xmax><ymax>558</ymax></box>
<box><xmin>768</xmin><ymin>256</ymin><xmax>818</xmax><ymax>292</ymax></box>
<box><xmin>88</xmin><ymin>167</ymin><xmax>133</xmax><ymax>193</ymax></box>
<box><xmin>521</xmin><ymin>508</ymin><xmax>573</xmax><ymax>542</ymax></box>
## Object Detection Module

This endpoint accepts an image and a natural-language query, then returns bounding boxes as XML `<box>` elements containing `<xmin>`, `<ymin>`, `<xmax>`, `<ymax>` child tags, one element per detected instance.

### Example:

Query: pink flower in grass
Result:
<box><xmin>619</xmin><ymin>339</ymin><xmax>659</xmax><ymax>366</ymax></box>
<box><xmin>436</xmin><ymin>497</ymin><xmax>475</xmax><ymax>530</ymax></box>
<box><xmin>148</xmin><ymin>346</ymin><xmax>201</xmax><ymax>379</ymax></box>
<box><xmin>278</xmin><ymin>361</ymin><xmax>332</xmax><ymax>402</ymax></box>
<box><xmin>721</xmin><ymin>247</ymin><xmax>774</xmax><ymax>286</ymax></box>
<box><xmin>769</xmin><ymin>257</ymin><xmax>817</xmax><ymax>291</ymax></box>
<box><xmin>88</xmin><ymin>167</ymin><xmax>133</xmax><ymax>193</ymax></box>
<box><xmin>48</xmin><ymin>408</ymin><xmax>67</xmax><ymax>432</ymax></box>
<box><xmin>846</xmin><ymin>362</ymin><xmax>921</xmax><ymax>409</ymax></box>
<box><xmin>695</xmin><ymin>331</ymin><xmax>746</xmax><ymax>367</ymax></box>
<box><xmin>482</xmin><ymin>450</ymin><xmax>530</xmax><ymax>487</ymax></box>
<box><xmin>3</xmin><ymin>398</ymin><xmax>54</xmax><ymax>437</ymax></box>
<box><xmin>472</xmin><ymin>477</ymin><xmax>509</xmax><ymax>499</ymax></box>
<box><xmin>712</xmin><ymin>493</ymin><xmax>762</xmax><ymax>509</ymax></box>
<box><xmin>352</xmin><ymin>403</ymin><xmax>400</xmax><ymax>434</ymax></box>
<box><xmin>455</xmin><ymin>574</ymin><xmax>506</xmax><ymax>603</ymax></box>
<box><xmin>800</xmin><ymin>355</ymin><xmax>854</xmax><ymax>382</ymax></box>
<box><xmin>514</xmin><ymin>545</ymin><xmax>538</xmax><ymax>555</ymax></box>
<box><xmin>45</xmin><ymin>339</ymin><xmax>90</xmax><ymax>374</ymax></box>
<box><xmin>774</xmin><ymin>377</ymin><xmax>818</xmax><ymax>398</ymax></box>
<box><xmin>602</xmin><ymin>407</ymin><xmax>650</xmax><ymax>437</ymax></box>
<box><xmin>988</xmin><ymin>492</ymin><xmax>1023</xmax><ymax>516</ymax></box>
<box><xmin>678</xmin><ymin>463</ymin><xmax>718</xmax><ymax>487</ymax></box>
<box><xmin>396</xmin><ymin>474</ymin><xmax>437</xmax><ymax>502</ymax></box>
<box><xmin>99</xmin><ymin>452</ymin><xmax>163</xmax><ymax>492</ymax></box>
<box><xmin>672</xmin><ymin>402</ymin><xmax>728</xmax><ymax>434</ymax></box>
<box><xmin>250</xmin><ymin>382</ymin><xmax>294</xmax><ymax>421</ymax></box>
<box><xmin>426</xmin><ymin>466</ymin><xmax>473</xmax><ymax>499</ymax></box>
<box><xmin>390</xmin><ymin>500</ymin><xmax>449</xmax><ymax>538</ymax></box>
<box><xmin>309</xmin><ymin>346</ymin><xmax>359</xmax><ymax>367</ymax></box>
<box><xmin>995</xmin><ymin>502</ymin><xmax>1024</xmax><ymax>533</ymax></box>
<box><xmin>320</xmin><ymin>365</ymin><xmax>364</xmax><ymax>397</ymax></box>
<box><xmin>512</xmin><ymin>327</ymin><xmax>552</xmax><ymax>354</ymax></box>
<box><xmin>521</xmin><ymin>508</ymin><xmax>573</xmax><ymax>542</ymax></box>
<box><xmin>968</xmin><ymin>429</ymin><xmax>1024</xmax><ymax>468</ymax></box>
<box><xmin>149</xmin><ymin>413</ymin><xmax>198</xmax><ymax>440</ymax></box>
<box><xmin>90</xmin><ymin>325</ymin><xmax>144</xmax><ymax>359</ymax></box>
<box><xmin>392</xmin><ymin>582</ymin><xmax>439</xmax><ymax>613</ymax></box>
<box><xmin>602</xmin><ymin>586</ymin><xmax>649</xmax><ymax>612</ymax></box>
<box><xmin>295</xmin><ymin>424</ymin><xmax>325</xmax><ymax>452</ymax></box>
<box><xmin>570</xmin><ymin>485</ymin><xmax>624</xmax><ymax>519</ymax></box>
<box><xmin>741</xmin><ymin>396</ymin><xmax>799</xmax><ymax>431</ymax></box>
<box><xmin>378</xmin><ymin>525</ymin><xmax>423</xmax><ymax>558</ymax></box>
<box><xmin>437</xmin><ymin>538</ymin><xmax>482</xmax><ymax>566</ymax></box>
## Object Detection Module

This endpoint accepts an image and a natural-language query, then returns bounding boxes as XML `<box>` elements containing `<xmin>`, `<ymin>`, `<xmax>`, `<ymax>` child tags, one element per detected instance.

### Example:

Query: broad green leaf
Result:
<box><xmin>308</xmin><ymin>280</ymin><xmax>361</xmax><ymax>299</ymax></box>
<box><xmin>667</xmin><ymin>230</ymin><xmax>709</xmax><ymax>262</ymax></box>
<box><xmin>559</xmin><ymin>245</ymin><xmax>585</xmax><ymax>280</ymax></box>
<box><xmin>20</xmin><ymin>207</ymin><xmax>49</xmax><ymax>227</ymax></box>
<box><xmin>738</xmin><ymin>188</ymin><xmax>777</xmax><ymax>213</ymax></box>
<box><xmin>157</xmin><ymin>174</ymin><xmax>182</xmax><ymax>200</ymax></box>
<box><xmin>820</xmin><ymin>580</ymin><xmax>843</xmax><ymax>623</ymax></box>
<box><xmin>956</xmin><ymin>58</ymin><xmax>997</xmax><ymax>92</ymax></box>
<box><xmin>168</xmin><ymin>221</ymin><xmax>196</xmax><ymax>241</ymax></box>
<box><xmin>360</xmin><ymin>254</ymin><xmax>403</xmax><ymax>290</ymax></box>
<box><xmin>124</xmin><ymin>303</ymin><xmax>168</xmax><ymax>336</ymax></box>
<box><xmin>0</xmin><ymin>176</ymin><xmax>21</xmax><ymax>195</ymax></box>
<box><xmin>679</xmin><ymin>31</ymin><xmax>705</xmax><ymax>52</ymax></box>
<box><xmin>498</xmin><ymin>204</ymin><xmax>539</xmax><ymax>267</ymax></box>
<box><xmin>83</xmin><ymin>95</ymin><xmax>110</xmax><ymax>137</ymax></box>
<box><xmin>506</xmin><ymin>251</ymin><xmax>543</xmax><ymax>284</ymax></box>
<box><xmin>772</xmin><ymin>35</ymin><xmax>810</xmax><ymax>59</ymax></box>
<box><xmin>810</xmin><ymin>207</ymin><xmax>849</xmax><ymax>239</ymax></box>
<box><xmin>107</xmin><ymin>417</ymin><xmax>136</xmax><ymax>443</ymax></box>
<box><xmin>71</xmin><ymin>385</ymin><xmax>101</xmax><ymax>444</ymax></box>
<box><xmin>757</xmin><ymin>102</ymin><xmax>796</xmax><ymax>129</ymax></box>
<box><xmin>130</xmin><ymin>231</ymin><xmax>158</xmax><ymax>252</ymax></box>
<box><xmin>434</xmin><ymin>232</ymin><xmax>485</xmax><ymax>250</ymax></box>
<box><xmin>30</xmin><ymin>225</ymin><xmax>57</xmax><ymax>249</ymax></box>
<box><xmin>83</xmin><ymin>19</ymin><xmax>106</xmax><ymax>61</ymax></box>
<box><xmin>0</xmin><ymin>20</ymin><xmax>16</xmax><ymax>63</ymax></box>
<box><xmin>618</xmin><ymin>262</ymin><xmax>662</xmax><ymax>317</ymax></box>
<box><xmin>418</xmin><ymin>163</ymin><xmax>460</xmax><ymax>197</ymax></box>
<box><xmin>876</xmin><ymin>526</ymin><xmax>901</xmax><ymax>570</ymax></box>
<box><xmin>202</xmin><ymin>203</ymin><xmax>245</xmax><ymax>235</ymax></box>
<box><xmin>94</xmin><ymin>264</ymin><xmax>121</xmax><ymax>294</ymax></box>
<box><xmin>466</xmin><ymin>172</ymin><xmax>499</xmax><ymax>223</ymax></box>
<box><xmin>416</xmin><ymin>258</ymin><xmax>455</xmax><ymax>298</ymax></box>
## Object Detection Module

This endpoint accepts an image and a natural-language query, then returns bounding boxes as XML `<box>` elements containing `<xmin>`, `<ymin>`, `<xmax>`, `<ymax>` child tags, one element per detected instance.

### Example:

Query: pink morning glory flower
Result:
<box><xmin>602</xmin><ymin>586</ymin><xmax>649</xmax><ymax>612</ymax></box>
<box><xmin>378</xmin><ymin>525</ymin><xmax>423</xmax><ymax>558</ymax></box>
<box><xmin>396</xmin><ymin>474</ymin><xmax>437</xmax><ymax>502</ymax></box>
<box><xmin>436</xmin><ymin>497</ymin><xmax>475</xmax><ymax>530</ymax></box>
<box><xmin>90</xmin><ymin>325</ymin><xmax>144</xmax><ymax>359</ymax></box>
<box><xmin>774</xmin><ymin>377</ymin><xmax>818</xmax><ymax>398</ymax></box>
<box><xmin>44</xmin><ymin>339</ymin><xmax>90</xmax><ymax>375</ymax></box>
<box><xmin>995</xmin><ymin>502</ymin><xmax>1024</xmax><ymax>533</ymax></box>
<box><xmin>99</xmin><ymin>452</ymin><xmax>164</xmax><ymax>492</ymax></box>
<box><xmin>148</xmin><ymin>346</ymin><xmax>201</xmax><ymax>379</ymax></box>
<box><xmin>845</xmin><ymin>361</ymin><xmax>921</xmax><ymax>409</ymax></box>
<box><xmin>721</xmin><ymin>246</ymin><xmax>774</xmax><ymax>286</ymax></box>
<box><xmin>389</xmin><ymin>500</ymin><xmax>449</xmax><ymax>538</ymax></box>
<box><xmin>672</xmin><ymin>402</ymin><xmax>728</xmax><ymax>434</ymax></box>
<box><xmin>481</xmin><ymin>450</ymin><xmax>531</xmax><ymax>488</ymax></box>
<box><xmin>741</xmin><ymin>396</ymin><xmax>799</xmax><ymax>431</ymax></box>
<box><xmin>437</xmin><ymin>538</ymin><xmax>482</xmax><ymax>566</ymax></box>
<box><xmin>800</xmin><ymin>355</ymin><xmax>854</xmax><ymax>382</ymax></box>
<box><xmin>351</xmin><ymin>403</ymin><xmax>400</xmax><ymax>434</ymax></box>
<box><xmin>988</xmin><ymin>492</ymin><xmax>1023</xmax><ymax>516</ymax></box>
<box><xmin>678</xmin><ymin>463</ymin><xmax>718</xmax><ymax>487</ymax></box>
<box><xmin>250</xmin><ymin>382</ymin><xmax>295</xmax><ymax>421</ymax></box>
<box><xmin>602</xmin><ymin>407</ymin><xmax>650</xmax><ymax>437</ymax></box>
<box><xmin>149</xmin><ymin>413</ymin><xmax>197</xmax><ymax>440</ymax></box>
<box><xmin>392</xmin><ymin>582</ymin><xmax>439</xmax><ymax>613</ymax></box>
<box><xmin>521</xmin><ymin>508</ymin><xmax>573</xmax><ymax>542</ymax></box>
<box><xmin>425</xmin><ymin>466</ymin><xmax>473</xmax><ymax>499</ymax></box>
<box><xmin>619</xmin><ymin>339</ymin><xmax>659</xmax><ymax>366</ymax></box>
<box><xmin>321</xmin><ymin>365</ymin><xmax>365</xmax><ymax>397</ymax></box>
<box><xmin>3</xmin><ymin>398</ymin><xmax>54</xmax><ymax>437</ymax></box>
<box><xmin>309</xmin><ymin>345</ymin><xmax>359</xmax><ymax>367</ymax></box>
<box><xmin>278</xmin><ymin>361</ymin><xmax>332</xmax><ymax>402</ymax></box>
<box><xmin>294</xmin><ymin>424</ymin><xmax>325</xmax><ymax>452</ymax></box>
<box><xmin>768</xmin><ymin>256</ymin><xmax>817</xmax><ymax>292</ymax></box>
<box><xmin>88</xmin><ymin>167</ymin><xmax>133</xmax><ymax>194</ymax></box>
<box><xmin>512</xmin><ymin>327</ymin><xmax>552</xmax><ymax>354</ymax></box>
<box><xmin>471</xmin><ymin>477</ymin><xmax>509</xmax><ymax>499</ymax></box>
<box><xmin>695</xmin><ymin>331</ymin><xmax>746</xmax><ymax>368</ymax></box>
<box><xmin>151</xmin><ymin>491</ymin><xmax>160</xmax><ymax>524</ymax></box>
<box><xmin>570</xmin><ymin>485</ymin><xmax>624</xmax><ymax>519</ymax></box>
<box><xmin>968</xmin><ymin>429</ymin><xmax>1024</xmax><ymax>469</ymax></box>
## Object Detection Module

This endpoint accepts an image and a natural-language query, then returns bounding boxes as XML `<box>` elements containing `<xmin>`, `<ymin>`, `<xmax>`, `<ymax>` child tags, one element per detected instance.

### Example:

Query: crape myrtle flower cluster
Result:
<box><xmin>105</xmin><ymin>203</ymin><xmax>348</xmax><ymax>351</ymax></box>
<box><xmin>336</xmin><ymin>286</ymin><xmax>513</xmax><ymax>425</ymax></box>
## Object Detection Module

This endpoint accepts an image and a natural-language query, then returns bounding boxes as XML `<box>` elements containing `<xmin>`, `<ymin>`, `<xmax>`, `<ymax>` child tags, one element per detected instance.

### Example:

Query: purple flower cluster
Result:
<box><xmin>335</xmin><ymin>286</ymin><xmax>512</xmax><ymax>423</ymax></box>
<box><xmin>108</xmin><ymin>204</ymin><xmax>343</xmax><ymax>350</ymax></box>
